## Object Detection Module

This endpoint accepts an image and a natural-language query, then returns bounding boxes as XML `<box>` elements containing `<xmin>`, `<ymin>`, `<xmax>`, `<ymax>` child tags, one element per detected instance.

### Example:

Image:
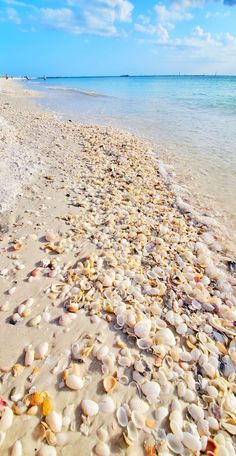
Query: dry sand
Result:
<box><xmin>0</xmin><ymin>80</ymin><xmax>236</xmax><ymax>456</ymax></box>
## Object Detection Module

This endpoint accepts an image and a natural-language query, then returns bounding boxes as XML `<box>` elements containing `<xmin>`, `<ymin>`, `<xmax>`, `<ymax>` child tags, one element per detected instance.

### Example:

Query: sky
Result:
<box><xmin>0</xmin><ymin>0</ymin><xmax>236</xmax><ymax>75</ymax></box>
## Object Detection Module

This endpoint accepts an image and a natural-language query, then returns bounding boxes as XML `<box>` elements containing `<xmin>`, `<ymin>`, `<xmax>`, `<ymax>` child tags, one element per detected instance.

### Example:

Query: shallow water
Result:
<box><xmin>26</xmin><ymin>76</ymin><xmax>236</xmax><ymax>247</ymax></box>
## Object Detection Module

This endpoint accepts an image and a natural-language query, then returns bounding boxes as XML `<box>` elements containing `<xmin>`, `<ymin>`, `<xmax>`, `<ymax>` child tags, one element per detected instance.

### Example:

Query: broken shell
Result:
<box><xmin>103</xmin><ymin>376</ymin><xmax>117</xmax><ymax>394</ymax></box>
<box><xmin>46</xmin><ymin>411</ymin><xmax>62</xmax><ymax>433</ymax></box>
<box><xmin>134</xmin><ymin>320</ymin><xmax>151</xmax><ymax>338</ymax></box>
<box><xmin>65</xmin><ymin>375</ymin><xmax>84</xmax><ymax>390</ymax></box>
<box><xmin>94</xmin><ymin>442</ymin><xmax>110</xmax><ymax>456</ymax></box>
<box><xmin>35</xmin><ymin>342</ymin><xmax>49</xmax><ymax>360</ymax></box>
<box><xmin>81</xmin><ymin>399</ymin><xmax>99</xmax><ymax>417</ymax></box>
<box><xmin>24</xmin><ymin>345</ymin><xmax>35</xmax><ymax>366</ymax></box>
<box><xmin>116</xmin><ymin>406</ymin><xmax>128</xmax><ymax>427</ymax></box>
<box><xmin>99</xmin><ymin>397</ymin><xmax>115</xmax><ymax>414</ymax></box>
<box><xmin>0</xmin><ymin>406</ymin><xmax>13</xmax><ymax>431</ymax></box>
<box><xmin>11</xmin><ymin>440</ymin><xmax>22</xmax><ymax>456</ymax></box>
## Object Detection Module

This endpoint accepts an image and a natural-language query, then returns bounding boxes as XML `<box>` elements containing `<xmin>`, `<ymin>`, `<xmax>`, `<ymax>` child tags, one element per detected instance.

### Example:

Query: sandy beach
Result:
<box><xmin>1</xmin><ymin>80</ymin><xmax>236</xmax><ymax>456</ymax></box>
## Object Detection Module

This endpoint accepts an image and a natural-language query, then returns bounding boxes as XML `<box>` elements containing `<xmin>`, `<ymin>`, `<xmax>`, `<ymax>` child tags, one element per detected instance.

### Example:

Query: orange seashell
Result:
<box><xmin>13</xmin><ymin>242</ymin><xmax>23</xmax><ymax>251</ymax></box>
<box><xmin>28</xmin><ymin>391</ymin><xmax>46</xmax><ymax>406</ymax></box>
<box><xmin>42</xmin><ymin>395</ymin><xmax>53</xmax><ymax>416</ymax></box>
<box><xmin>31</xmin><ymin>268</ymin><xmax>41</xmax><ymax>277</ymax></box>
<box><xmin>145</xmin><ymin>419</ymin><xmax>156</xmax><ymax>429</ymax></box>
<box><xmin>12</xmin><ymin>364</ymin><xmax>24</xmax><ymax>377</ymax></box>
<box><xmin>205</xmin><ymin>438</ymin><xmax>217</xmax><ymax>454</ymax></box>
<box><xmin>144</xmin><ymin>445</ymin><xmax>157</xmax><ymax>456</ymax></box>
<box><xmin>103</xmin><ymin>376</ymin><xmax>117</xmax><ymax>394</ymax></box>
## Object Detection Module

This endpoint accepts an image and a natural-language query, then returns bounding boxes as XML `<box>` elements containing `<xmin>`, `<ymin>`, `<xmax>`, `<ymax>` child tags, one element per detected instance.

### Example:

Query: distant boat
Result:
<box><xmin>120</xmin><ymin>74</ymin><xmax>129</xmax><ymax>78</ymax></box>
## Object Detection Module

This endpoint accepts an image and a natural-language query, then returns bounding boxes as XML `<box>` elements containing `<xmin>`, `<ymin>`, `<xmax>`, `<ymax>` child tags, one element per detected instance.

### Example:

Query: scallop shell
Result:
<box><xmin>134</xmin><ymin>320</ymin><xmax>151</xmax><ymax>338</ymax></box>
<box><xmin>94</xmin><ymin>442</ymin><xmax>110</xmax><ymax>456</ymax></box>
<box><xmin>103</xmin><ymin>376</ymin><xmax>117</xmax><ymax>394</ymax></box>
<box><xmin>81</xmin><ymin>399</ymin><xmax>99</xmax><ymax>417</ymax></box>
<box><xmin>0</xmin><ymin>406</ymin><xmax>13</xmax><ymax>431</ymax></box>
<box><xmin>129</xmin><ymin>398</ymin><xmax>149</xmax><ymax>414</ymax></box>
<box><xmin>46</xmin><ymin>411</ymin><xmax>62</xmax><ymax>433</ymax></box>
<box><xmin>116</xmin><ymin>406</ymin><xmax>128</xmax><ymax>427</ymax></box>
<box><xmin>141</xmin><ymin>381</ymin><xmax>160</xmax><ymax>403</ymax></box>
<box><xmin>35</xmin><ymin>342</ymin><xmax>49</xmax><ymax>360</ymax></box>
<box><xmin>99</xmin><ymin>397</ymin><xmax>115</xmax><ymax>414</ymax></box>
<box><xmin>155</xmin><ymin>406</ymin><xmax>169</xmax><ymax>422</ymax></box>
<box><xmin>65</xmin><ymin>375</ymin><xmax>84</xmax><ymax>390</ymax></box>
<box><xmin>167</xmin><ymin>433</ymin><xmax>184</xmax><ymax>454</ymax></box>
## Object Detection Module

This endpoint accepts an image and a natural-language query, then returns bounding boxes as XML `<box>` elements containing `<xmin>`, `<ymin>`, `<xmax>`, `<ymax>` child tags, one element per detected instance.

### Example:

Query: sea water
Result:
<box><xmin>26</xmin><ymin>75</ymin><xmax>236</xmax><ymax>248</ymax></box>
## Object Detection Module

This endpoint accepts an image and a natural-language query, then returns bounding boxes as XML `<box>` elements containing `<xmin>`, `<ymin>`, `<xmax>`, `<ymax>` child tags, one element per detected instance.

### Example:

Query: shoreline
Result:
<box><xmin>0</xmin><ymin>80</ymin><xmax>236</xmax><ymax>455</ymax></box>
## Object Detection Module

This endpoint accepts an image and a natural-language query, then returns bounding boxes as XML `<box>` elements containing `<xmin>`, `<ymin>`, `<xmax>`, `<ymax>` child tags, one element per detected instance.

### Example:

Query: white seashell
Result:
<box><xmin>116</xmin><ymin>314</ymin><xmax>126</xmax><ymax>327</ymax></box>
<box><xmin>132</xmin><ymin>370</ymin><xmax>145</xmax><ymax>385</ymax></box>
<box><xmin>207</xmin><ymin>416</ymin><xmax>219</xmax><ymax>431</ymax></box>
<box><xmin>131</xmin><ymin>411</ymin><xmax>145</xmax><ymax>429</ymax></box>
<box><xmin>177</xmin><ymin>382</ymin><xmax>186</xmax><ymax>398</ymax></box>
<box><xmin>182</xmin><ymin>432</ymin><xmax>201</xmax><ymax>451</ymax></box>
<box><xmin>81</xmin><ymin>400</ymin><xmax>99</xmax><ymax>417</ymax></box>
<box><xmin>18</xmin><ymin>304</ymin><xmax>26</xmax><ymax>316</ymax></box>
<box><xmin>0</xmin><ymin>432</ymin><xmax>6</xmax><ymax>447</ymax></box>
<box><xmin>97</xmin><ymin>426</ymin><xmax>109</xmax><ymax>442</ymax></box>
<box><xmin>167</xmin><ymin>433</ymin><xmax>184</xmax><ymax>454</ymax></box>
<box><xmin>0</xmin><ymin>407</ymin><xmax>13</xmax><ymax>431</ymax></box>
<box><xmin>24</xmin><ymin>345</ymin><xmax>35</xmax><ymax>366</ymax></box>
<box><xmin>8</xmin><ymin>286</ymin><xmax>16</xmax><ymax>295</ymax></box>
<box><xmin>11</xmin><ymin>440</ymin><xmax>22</xmax><ymax>456</ymax></box>
<box><xmin>37</xmin><ymin>446</ymin><xmax>57</xmax><ymax>456</ymax></box>
<box><xmin>71</xmin><ymin>342</ymin><xmax>80</xmax><ymax>359</ymax></box>
<box><xmin>127</xmin><ymin>421</ymin><xmax>138</xmax><ymax>441</ymax></box>
<box><xmin>35</xmin><ymin>342</ymin><xmax>49</xmax><ymax>360</ymax></box>
<box><xmin>99</xmin><ymin>397</ymin><xmax>115</xmax><ymax>414</ymax></box>
<box><xmin>45</xmin><ymin>232</ymin><xmax>56</xmax><ymax>242</ymax></box>
<box><xmin>188</xmin><ymin>404</ymin><xmax>204</xmax><ymax>422</ymax></box>
<box><xmin>129</xmin><ymin>398</ymin><xmax>149</xmax><ymax>414</ymax></box>
<box><xmin>176</xmin><ymin>323</ymin><xmax>188</xmax><ymax>335</ymax></box>
<box><xmin>58</xmin><ymin>314</ymin><xmax>71</xmax><ymax>326</ymax></box>
<box><xmin>28</xmin><ymin>315</ymin><xmax>41</xmax><ymax>327</ymax></box>
<box><xmin>65</xmin><ymin>374</ymin><xmax>84</xmax><ymax>390</ymax></box>
<box><xmin>116</xmin><ymin>406</ymin><xmax>128</xmax><ymax>427</ymax></box>
<box><xmin>156</xmin><ymin>328</ymin><xmax>176</xmax><ymax>346</ymax></box>
<box><xmin>155</xmin><ymin>406</ymin><xmax>168</xmax><ymax>422</ymax></box>
<box><xmin>141</xmin><ymin>381</ymin><xmax>160</xmax><ymax>403</ymax></box>
<box><xmin>134</xmin><ymin>320</ymin><xmax>151</xmax><ymax>338</ymax></box>
<box><xmin>95</xmin><ymin>345</ymin><xmax>109</xmax><ymax>361</ymax></box>
<box><xmin>137</xmin><ymin>338</ymin><xmax>152</xmax><ymax>350</ymax></box>
<box><xmin>56</xmin><ymin>432</ymin><xmax>69</xmax><ymax>446</ymax></box>
<box><xmin>95</xmin><ymin>442</ymin><xmax>110</xmax><ymax>456</ymax></box>
<box><xmin>46</xmin><ymin>411</ymin><xmax>62</xmax><ymax>433</ymax></box>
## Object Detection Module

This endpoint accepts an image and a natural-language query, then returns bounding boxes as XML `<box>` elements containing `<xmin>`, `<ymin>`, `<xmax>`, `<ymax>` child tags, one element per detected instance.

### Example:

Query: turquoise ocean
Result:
<box><xmin>26</xmin><ymin>75</ymin><xmax>236</xmax><ymax>248</ymax></box>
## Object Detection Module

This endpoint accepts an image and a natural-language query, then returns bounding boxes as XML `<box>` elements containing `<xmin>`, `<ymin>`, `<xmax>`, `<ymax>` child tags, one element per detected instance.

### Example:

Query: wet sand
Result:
<box><xmin>0</xmin><ymin>80</ymin><xmax>236</xmax><ymax>456</ymax></box>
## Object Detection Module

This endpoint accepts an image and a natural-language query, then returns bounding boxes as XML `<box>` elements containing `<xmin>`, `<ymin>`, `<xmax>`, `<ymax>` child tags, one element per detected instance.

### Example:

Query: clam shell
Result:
<box><xmin>56</xmin><ymin>432</ymin><xmax>69</xmax><ymax>446</ymax></box>
<box><xmin>96</xmin><ymin>345</ymin><xmax>109</xmax><ymax>361</ymax></box>
<box><xmin>129</xmin><ymin>398</ymin><xmax>149</xmax><ymax>414</ymax></box>
<box><xmin>116</xmin><ymin>406</ymin><xmax>128</xmax><ymax>427</ymax></box>
<box><xmin>167</xmin><ymin>433</ymin><xmax>184</xmax><ymax>454</ymax></box>
<box><xmin>141</xmin><ymin>381</ymin><xmax>160</xmax><ymax>403</ymax></box>
<box><xmin>0</xmin><ymin>406</ymin><xmax>13</xmax><ymax>431</ymax></box>
<box><xmin>65</xmin><ymin>375</ymin><xmax>84</xmax><ymax>390</ymax></box>
<box><xmin>188</xmin><ymin>404</ymin><xmax>204</xmax><ymax>422</ymax></box>
<box><xmin>94</xmin><ymin>442</ymin><xmax>110</xmax><ymax>456</ymax></box>
<box><xmin>127</xmin><ymin>421</ymin><xmax>138</xmax><ymax>441</ymax></box>
<box><xmin>182</xmin><ymin>432</ymin><xmax>201</xmax><ymax>451</ymax></box>
<box><xmin>134</xmin><ymin>320</ymin><xmax>151</xmax><ymax>338</ymax></box>
<box><xmin>46</xmin><ymin>411</ymin><xmax>62</xmax><ymax>433</ymax></box>
<box><xmin>137</xmin><ymin>338</ymin><xmax>152</xmax><ymax>350</ymax></box>
<box><xmin>103</xmin><ymin>376</ymin><xmax>117</xmax><ymax>394</ymax></box>
<box><xmin>99</xmin><ymin>397</ymin><xmax>115</xmax><ymax>414</ymax></box>
<box><xmin>35</xmin><ymin>342</ymin><xmax>49</xmax><ymax>360</ymax></box>
<box><xmin>81</xmin><ymin>399</ymin><xmax>99</xmax><ymax>417</ymax></box>
<box><xmin>156</xmin><ymin>328</ymin><xmax>176</xmax><ymax>346</ymax></box>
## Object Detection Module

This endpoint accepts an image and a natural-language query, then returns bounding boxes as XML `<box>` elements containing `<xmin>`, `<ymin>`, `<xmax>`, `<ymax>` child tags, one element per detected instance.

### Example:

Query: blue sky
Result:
<box><xmin>0</xmin><ymin>0</ymin><xmax>236</xmax><ymax>75</ymax></box>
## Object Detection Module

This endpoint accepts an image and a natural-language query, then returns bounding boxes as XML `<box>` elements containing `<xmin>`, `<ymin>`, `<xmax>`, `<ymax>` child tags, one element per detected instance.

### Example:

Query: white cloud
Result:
<box><xmin>6</xmin><ymin>7</ymin><xmax>21</xmax><ymax>24</ymax></box>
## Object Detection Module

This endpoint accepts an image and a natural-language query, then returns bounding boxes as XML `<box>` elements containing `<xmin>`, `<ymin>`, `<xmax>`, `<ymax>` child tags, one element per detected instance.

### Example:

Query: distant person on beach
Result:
<box><xmin>5</xmin><ymin>74</ymin><xmax>8</xmax><ymax>80</ymax></box>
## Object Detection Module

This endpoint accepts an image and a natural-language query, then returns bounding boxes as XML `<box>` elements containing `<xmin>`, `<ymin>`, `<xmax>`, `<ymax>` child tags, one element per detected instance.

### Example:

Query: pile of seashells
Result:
<box><xmin>1</xmin><ymin>124</ymin><xmax>236</xmax><ymax>455</ymax></box>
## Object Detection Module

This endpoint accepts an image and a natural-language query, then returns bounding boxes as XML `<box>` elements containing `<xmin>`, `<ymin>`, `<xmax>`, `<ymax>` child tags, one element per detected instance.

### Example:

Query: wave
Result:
<box><xmin>28</xmin><ymin>81</ymin><xmax>107</xmax><ymax>98</ymax></box>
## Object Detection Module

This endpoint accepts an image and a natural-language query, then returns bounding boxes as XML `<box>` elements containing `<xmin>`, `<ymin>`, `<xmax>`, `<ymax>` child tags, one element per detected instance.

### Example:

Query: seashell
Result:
<box><xmin>56</xmin><ymin>432</ymin><xmax>69</xmax><ymax>446</ymax></box>
<box><xmin>46</xmin><ymin>411</ymin><xmax>62</xmax><ymax>433</ymax></box>
<box><xmin>37</xmin><ymin>446</ymin><xmax>57</xmax><ymax>456</ymax></box>
<box><xmin>96</xmin><ymin>345</ymin><xmax>109</xmax><ymax>361</ymax></box>
<box><xmin>176</xmin><ymin>323</ymin><xmax>188</xmax><ymax>335</ymax></box>
<box><xmin>182</xmin><ymin>432</ymin><xmax>201</xmax><ymax>451</ymax></box>
<box><xmin>137</xmin><ymin>338</ymin><xmax>152</xmax><ymax>350</ymax></box>
<box><xmin>127</xmin><ymin>421</ymin><xmax>138</xmax><ymax>441</ymax></box>
<box><xmin>28</xmin><ymin>315</ymin><xmax>41</xmax><ymax>327</ymax></box>
<box><xmin>188</xmin><ymin>404</ymin><xmax>204</xmax><ymax>422</ymax></box>
<box><xmin>134</xmin><ymin>320</ymin><xmax>151</xmax><ymax>339</ymax></box>
<box><xmin>129</xmin><ymin>398</ymin><xmax>149</xmax><ymax>414</ymax></box>
<box><xmin>99</xmin><ymin>397</ymin><xmax>115</xmax><ymax>414</ymax></box>
<box><xmin>103</xmin><ymin>376</ymin><xmax>117</xmax><ymax>394</ymax></box>
<box><xmin>97</xmin><ymin>425</ymin><xmax>109</xmax><ymax>442</ymax></box>
<box><xmin>141</xmin><ymin>381</ymin><xmax>160</xmax><ymax>403</ymax></box>
<box><xmin>27</xmin><ymin>405</ymin><xmax>38</xmax><ymax>416</ymax></box>
<box><xmin>45</xmin><ymin>429</ymin><xmax>57</xmax><ymax>446</ymax></box>
<box><xmin>116</xmin><ymin>406</ymin><xmax>128</xmax><ymax>427</ymax></box>
<box><xmin>94</xmin><ymin>442</ymin><xmax>110</xmax><ymax>456</ymax></box>
<box><xmin>45</xmin><ymin>232</ymin><xmax>56</xmax><ymax>242</ymax></box>
<box><xmin>58</xmin><ymin>314</ymin><xmax>71</xmax><ymax>326</ymax></box>
<box><xmin>221</xmin><ymin>419</ymin><xmax>236</xmax><ymax>435</ymax></box>
<box><xmin>207</xmin><ymin>416</ymin><xmax>219</xmax><ymax>431</ymax></box>
<box><xmin>155</xmin><ymin>407</ymin><xmax>168</xmax><ymax>422</ymax></box>
<box><xmin>156</xmin><ymin>329</ymin><xmax>176</xmax><ymax>346</ymax></box>
<box><xmin>66</xmin><ymin>374</ymin><xmax>84</xmax><ymax>390</ymax></box>
<box><xmin>24</xmin><ymin>345</ymin><xmax>35</xmax><ymax>366</ymax></box>
<box><xmin>167</xmin><ymin>433</ymin><xmax>184</xmax><ymax>454</ymax></box>
<box><xmin>0</xmin><ymin>406</ymin><xmax>13</xmax><ymax>431</ymax></box>
<box><xmin>81</xmin><ymin>399</ymin><xmax>99</xmax><ymax>417</ymax></box>
<box><xmin>35</xmin><ymin>342</ymin><xmax>49</xmax><ymax>360</ymax></box>
<box><xmin>131</xmin><ymin>411</ymin><xmax>145</xmax><ymax>429</ymax></box>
